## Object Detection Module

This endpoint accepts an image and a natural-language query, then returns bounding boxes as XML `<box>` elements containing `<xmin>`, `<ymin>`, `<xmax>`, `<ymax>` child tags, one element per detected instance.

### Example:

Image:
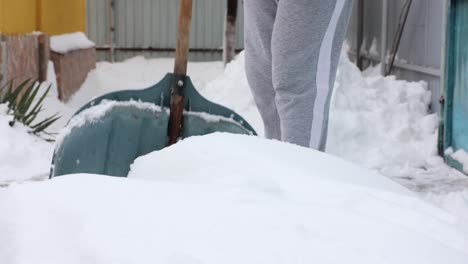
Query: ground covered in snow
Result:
<box><xmin>1</xmin><ymin>134</ymin><xmax>467</xmax><ymax>264</ymax></box>
<box><xmin>0</xmin><ymin>51</ymin><xmax>467</xmax><ymax>263</ymax></box>
<box><xmin>0</xmin><ymin>106</ymin><xmax>53</xmax><ymax>185</ymax></box>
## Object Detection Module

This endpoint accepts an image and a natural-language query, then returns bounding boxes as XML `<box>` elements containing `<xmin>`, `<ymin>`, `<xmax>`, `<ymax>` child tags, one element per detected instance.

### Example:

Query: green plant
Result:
<box><xmin>0</xmin><ymin>79</ymin><xmax>60</xmax><ymax>136</ymax></box>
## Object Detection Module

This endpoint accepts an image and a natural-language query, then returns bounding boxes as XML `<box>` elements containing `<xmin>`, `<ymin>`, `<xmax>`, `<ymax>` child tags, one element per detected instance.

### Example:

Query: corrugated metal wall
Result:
<box><xmin>86</xmin><ymin>0</ymin><xmax>244</xmax><ymax>61</ymax></box>
<box><xmin>87</xmin><ymin>0</ymin><xmax>445</xmax><ymax>111</ymax></box>
<box><xmin>347</xmin><ymin>0</ymin><xmax>445</xmax><ymax>112</ymax></box>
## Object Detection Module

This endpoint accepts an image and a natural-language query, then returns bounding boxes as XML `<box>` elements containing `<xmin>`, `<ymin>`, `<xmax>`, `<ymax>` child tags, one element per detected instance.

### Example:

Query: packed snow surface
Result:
<box><xmin>0</xmin><ymin>105</ymin><xmax>53</xmax><ymax>184</ymax></box>
<box><xmin>1</xmin><ymin>49</ymin><xmax>467</xmax><ymax>263</ymax></box>
<box><xmin>50</xmin><ymin>32</ymin><xmax>95</xmax><ymax>54</ymax></box>
<box><xmin>1</xmin><ymin>134</ymin><xmax>467</xmax><ymax>264</ymax></box>
<box><xmin>445</xmin><ymin>147</ymin><xmax>468</xmax><ymax>174</ymax></box>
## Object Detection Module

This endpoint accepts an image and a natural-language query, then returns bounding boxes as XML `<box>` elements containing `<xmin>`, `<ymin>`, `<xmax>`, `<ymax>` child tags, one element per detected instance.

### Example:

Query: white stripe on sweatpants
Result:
<box><xmin>309</xmin><ymin>0</ymin><xmax>346</xmax><ymax>149</ymax></box>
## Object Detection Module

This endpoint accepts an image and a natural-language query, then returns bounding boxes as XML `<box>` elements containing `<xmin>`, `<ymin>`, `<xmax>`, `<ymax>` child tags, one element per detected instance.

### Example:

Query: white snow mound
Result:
<box><xmin>0</xmin><ymin>104</ymin><xmax>53</xmax><ymax>184</ymax></box>
<box><xmin>50</xmin><ymin>32</ymin><xmax>95</xmax><ymax>54</ymax></box>
<box><xmin>1</xmin><ymin>133</ymin><xmax>467</xmax><ymax>264</ymax></box>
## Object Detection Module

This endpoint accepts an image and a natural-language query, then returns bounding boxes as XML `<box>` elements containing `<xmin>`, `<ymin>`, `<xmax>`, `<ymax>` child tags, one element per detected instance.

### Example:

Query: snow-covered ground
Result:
<box><xmin>0</xmin><ymin>106</ymin><xmax>53</xmax><ymax>184</ymax></box>
<box><xmin>1</xmin><ymin>50</ymin><xmax>467</xmax><ymax>263</ymax></box>
<box><xmin>1</xmin><ymin>134</ymin><xmax>467</xmax><ymax>264</ymax></box>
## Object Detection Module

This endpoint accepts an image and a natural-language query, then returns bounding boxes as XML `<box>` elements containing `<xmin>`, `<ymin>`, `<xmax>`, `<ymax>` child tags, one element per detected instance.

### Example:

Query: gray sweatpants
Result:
<box><xmin>244</xmin><ymin>0</ymin><xmax>353</xmax><ymax>151</ymax></box>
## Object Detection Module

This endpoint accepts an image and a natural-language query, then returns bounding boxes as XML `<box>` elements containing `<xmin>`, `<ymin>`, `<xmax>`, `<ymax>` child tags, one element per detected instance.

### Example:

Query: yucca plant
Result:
<box><xmin>0</xmin><ymin>79</ymin><xmax>60</xmax><ymax>137</ymax></box>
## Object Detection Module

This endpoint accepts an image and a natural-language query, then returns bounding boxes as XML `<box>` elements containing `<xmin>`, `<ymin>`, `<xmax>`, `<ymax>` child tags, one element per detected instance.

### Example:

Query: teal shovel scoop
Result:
<box><xmin>50</xmin><ymin>0</ymin><xmax>256</xmax><ymax>178</ymax></box>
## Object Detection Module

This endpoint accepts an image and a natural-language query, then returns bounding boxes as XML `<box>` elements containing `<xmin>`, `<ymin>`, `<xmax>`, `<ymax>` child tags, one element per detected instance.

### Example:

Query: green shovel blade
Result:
<box><xmin>51</xmin><ymin>74</ymin><xmax>256</xmax><ymax>178</ymax></box>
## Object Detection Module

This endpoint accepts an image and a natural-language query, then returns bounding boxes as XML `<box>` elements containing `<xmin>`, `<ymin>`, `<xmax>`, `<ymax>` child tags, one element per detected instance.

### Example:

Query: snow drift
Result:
<box><xmin>0</xmin><ymin>104</ymin><xmax>53</xmax><ymax>184</ymax></box>
<box><xmin>0</xmin><ymin>134</ymin><xmax>467</xmax><ymax>264</ymax></box>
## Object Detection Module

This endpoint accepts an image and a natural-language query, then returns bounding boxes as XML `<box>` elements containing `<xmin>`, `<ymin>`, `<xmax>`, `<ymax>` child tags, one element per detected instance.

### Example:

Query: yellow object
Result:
<box><xmin>0</xmin><ymin>0</ymin><xmax>37</xmax><ymax>34</ymax></box>
<box><xmin>38</xmin><ymin>0</ymin><xmax>85</xmax><ymax>35</ymax></box>
<box><xmin>0</xmin><ymin>0</ymin><xmax>85</xmax><ymax>35</ymax></box>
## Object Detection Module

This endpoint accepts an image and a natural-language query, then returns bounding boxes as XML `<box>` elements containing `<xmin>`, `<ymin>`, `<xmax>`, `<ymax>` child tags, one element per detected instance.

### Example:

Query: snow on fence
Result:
<box><xmin>0</xmin><ymin>32</ymin><xmax>96</xmax><ymax>103</ymax></box>
<box><xmin>50</xmin><ymin>33</ymin><xmax>97</xmax><ymax>102</ymax></box>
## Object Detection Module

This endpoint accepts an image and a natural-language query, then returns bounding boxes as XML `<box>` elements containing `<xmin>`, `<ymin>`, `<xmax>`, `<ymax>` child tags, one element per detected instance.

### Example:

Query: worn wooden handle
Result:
<box><xmin>168</xmin><ymin>0</ymin><xmax>193</xmax><ymax>146</ymax></box>
<box><xmin>173</xmin><ymin>0</ymin><xmax>193</xmax><ymax>75</ymax></box>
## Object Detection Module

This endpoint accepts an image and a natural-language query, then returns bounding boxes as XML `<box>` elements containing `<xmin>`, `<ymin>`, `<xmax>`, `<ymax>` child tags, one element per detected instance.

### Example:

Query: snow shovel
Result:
<box><xmin>50</xmin><ymin>0</ymin><xmax>256</xmax><ymax>178</ymax></box>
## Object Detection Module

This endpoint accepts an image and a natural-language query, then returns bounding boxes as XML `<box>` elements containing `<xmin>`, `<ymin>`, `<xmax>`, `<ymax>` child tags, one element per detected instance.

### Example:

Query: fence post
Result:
<box><xmin>381</xmin><ymin>0</ymin><xmax>388</xmax><ymax>76</ymax></box>
<box><xmin>356</xmin><ymin>0</ymin><xmax>364</xmax><ymax>70</ymax></box>
<box><xmin>108</xmin><ymin>0</ymin><xmax>115</xmax><ymax>62</ymax></box>
<box><xmin>38</xmin><ymin>34</ymin><xmax>50</xmax><ymax>82</ymax></box>
<box><xmin>0</xmin><ymin>35</ymin><xmax>6</xmax><ymax>89</ymax></box>
<box><xmin>223</xmin><ymin>0</ymin><xmax>238</xmax><ymax>66</ymax></box>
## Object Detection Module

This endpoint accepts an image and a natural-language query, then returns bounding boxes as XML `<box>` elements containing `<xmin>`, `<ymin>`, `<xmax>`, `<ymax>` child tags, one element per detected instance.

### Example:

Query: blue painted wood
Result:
<box><xmin>443</xmin><ymin>0</ymin><xmax>468</xmax><ymax>175</ymax></box>
<box><xmin>451</xmin><ymin>0</ymin><xmax>468</xmax><ymax>152</ymax></box>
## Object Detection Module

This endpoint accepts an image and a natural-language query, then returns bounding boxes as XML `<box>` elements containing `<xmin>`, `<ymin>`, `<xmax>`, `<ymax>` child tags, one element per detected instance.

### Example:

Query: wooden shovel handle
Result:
<box><xmin>173</xmin><ymin>0</ymin><xmax>193</xmax><ymax>75</ymax></box>
<box><xmin>168</xmin><ymin>0</ymin><xmax>192</xmax><ymax>146</ymax></box>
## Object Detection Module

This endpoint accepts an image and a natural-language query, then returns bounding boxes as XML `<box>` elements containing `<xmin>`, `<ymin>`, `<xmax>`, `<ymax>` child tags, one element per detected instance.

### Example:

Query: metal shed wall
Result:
<box><xmin>86</xmin><ymin>0</ymin><xmax>244</xmax><ymax>62</ymax></box>
<box><xmin>347</xmin><ymin>0</ymin><xmax>445</xmax><ymax>112</ymax></box>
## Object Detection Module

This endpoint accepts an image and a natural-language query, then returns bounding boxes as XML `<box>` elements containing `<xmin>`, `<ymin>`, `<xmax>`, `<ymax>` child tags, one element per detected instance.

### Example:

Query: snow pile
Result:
<box><xmin>66</xmin><ymin>57</ymin><xmax>223</xmax><ymax>112</ymax></box>
<box><xmin>445</xmin><ymin>147</ymin><xmax>468</xmax><ymax>174</ymax></box>
<box><xmin>197</xmin><ymin>52</ymin><xmax>438</xmax><ymax>182</ymax></box>
<box><xmin>58</xmin><ymin>52</ymin><xmax>438</xmax><ymax>179</ymax></box>
<box><xmin>1</xmin><ymin>134</ymin><xmax>467</xmax><ymax>264</ymax></box>
<box><xmin>0</xmin><ymin>104</ymin><xmax>53</xmax><ymax>185</ymax></box>
<box><xmin>425</xmin><ymin>190</ymin><xmax>468</xmax><ymax>222</ymax></box>
<box><xmin>199</xmin><ymin>54</ymin><xmax>263</xmax><ymax>135</ymax></box>
<box><xmin>10</xmin><ymin>50</ymin><xmax>465</xmax><ymax>223</ymax></box>
<box><xmin>37</xmin><ymin>51</ymin><xmax>443</xmax><ymax>184</ymax></box>
<box><xmin>50</xmin><ymin>32</ymin><xmax>95</xmax><ymax>54</ymax></box>
<box><xmin>328</xmin><ymin>55</ymin><xmax>437</xmax><ymax>176</ymax></box>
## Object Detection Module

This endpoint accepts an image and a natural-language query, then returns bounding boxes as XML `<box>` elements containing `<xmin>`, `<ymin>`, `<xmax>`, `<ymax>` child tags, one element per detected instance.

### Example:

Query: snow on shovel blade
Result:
<box><xmin>51</xmin><ymin>74</ymin><xmax>256</xmax><ymax>178</ymax></box>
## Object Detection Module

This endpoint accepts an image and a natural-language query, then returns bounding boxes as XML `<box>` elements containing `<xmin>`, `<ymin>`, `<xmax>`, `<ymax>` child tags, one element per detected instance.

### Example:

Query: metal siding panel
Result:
<box><xmin>217</xmin><ymin>0</ymin><xmax>225</xmax><ymax>49</ymax></box>
<box><xmin>191</xmin><ymin>0</ymin><xmax>201</xmax><ymax>48</ymax></box>
<box><xmin>397</xmin><ymin>0</ymin><xmax>426</xmax><ymax>65</ymax></box>
<box><xmin>348</xmin><ymin>0</ymin><xmax>443</xmax><ymax>112</ymax></box>
<box><xmin>208</xmin><ymin>0</ymin><xmax>216</xmax><ymax>48</ymax></box>
<box><xmin>150</xmin><ymin>0</ymin><xmax>159</xmax><ymax>47</ymax></box>
<box><xmin>346</xmin><ymin>0</ymin><xmax>358</xmax><ymax>51</ymax></box>
<box><xmin>362</xmin><ymin>0</ymin><xmax>382</xmax><ymax>52</ymax></box>
<box><xmin>115</xmin><ymin>0</ymin><xmax>125</xmax><ymax>47</ymax></box>
<box><xmin>142</xmin><ymin>0</ymin><xmax>152</xmax><ymax>48</ymax></box>
<box><xmin>86</xmin><ymin>0</ymin><xmax>109</xmax><ymax>47</ymax></box>
<box><xmin>86</xmin><ymin>1</ymin><xmax>93</xmax><ymax>41</ymax></box>
<box><xmin>125</xmin><ymin>0</ymin><xmax>133</xmax><ymax>48</ymax></box>
<box><xmin>170</xmin><ymin>1</ymin><xmax>178</xmax><ymax>48</ymax></box>
<box><xmin>160</xmin><ymin>0</ymin><xmax>168</xmax><ymax>48</ymax></box>
<box><xmin>155</xmin><ymin>0</ymin><xmax>164</xmax><ymax>47</ymax></box>
<box><xmin>88</xmin><ymin>0</ymin><xmax>245</xmax><ymax>61</ymax></box>
<box><xmin>425</xmin><ymin>0</ymin><xmax>444</xmax><ymax>68</ymax></box>
<box><xmin>134</xmin><ymin>0</ymin><xmax>144</xmax><ymax>47</ymax></box>
<box><xmin>87</xmin><ymin>1</ymin><xmax>97</xmax><ymax>45</ymax></box>
<box><xmin>236</xmin><ymin>0</ymin><xmax>245</xmax><ymax>48</ymax></box>
<box><xmin>100</xmin><ymin>0</ymin><xmax>109</xmax><ymax>46</ymax></box>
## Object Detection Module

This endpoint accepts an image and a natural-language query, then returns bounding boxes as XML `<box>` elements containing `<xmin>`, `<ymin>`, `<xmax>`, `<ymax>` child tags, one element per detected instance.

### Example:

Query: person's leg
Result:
<box><xmin>271</xmin><ymin>0</ymin><xmax>353</xmax><ymax>150</ymax></box>
<box><xmin>244</xmin><ymin>0</ymin><xmax>281</xmax><ymax>140</ymax></box>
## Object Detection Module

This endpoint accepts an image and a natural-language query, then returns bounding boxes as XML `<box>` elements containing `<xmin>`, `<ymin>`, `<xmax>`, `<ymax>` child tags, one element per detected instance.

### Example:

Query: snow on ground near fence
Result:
<box><xmin>0</xmin><ymin>105</ymin><xmax>53</xmax><ymax>184</ymax></box>
<box><xmin>1</xmin><ymin>134</ymin><xmax>467</xmax><ymax>264</ymax></box>
<box><xmin>0</xmin><ymin>51</ymin><xmax>467</xmax><ymax>235</ymax></box>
